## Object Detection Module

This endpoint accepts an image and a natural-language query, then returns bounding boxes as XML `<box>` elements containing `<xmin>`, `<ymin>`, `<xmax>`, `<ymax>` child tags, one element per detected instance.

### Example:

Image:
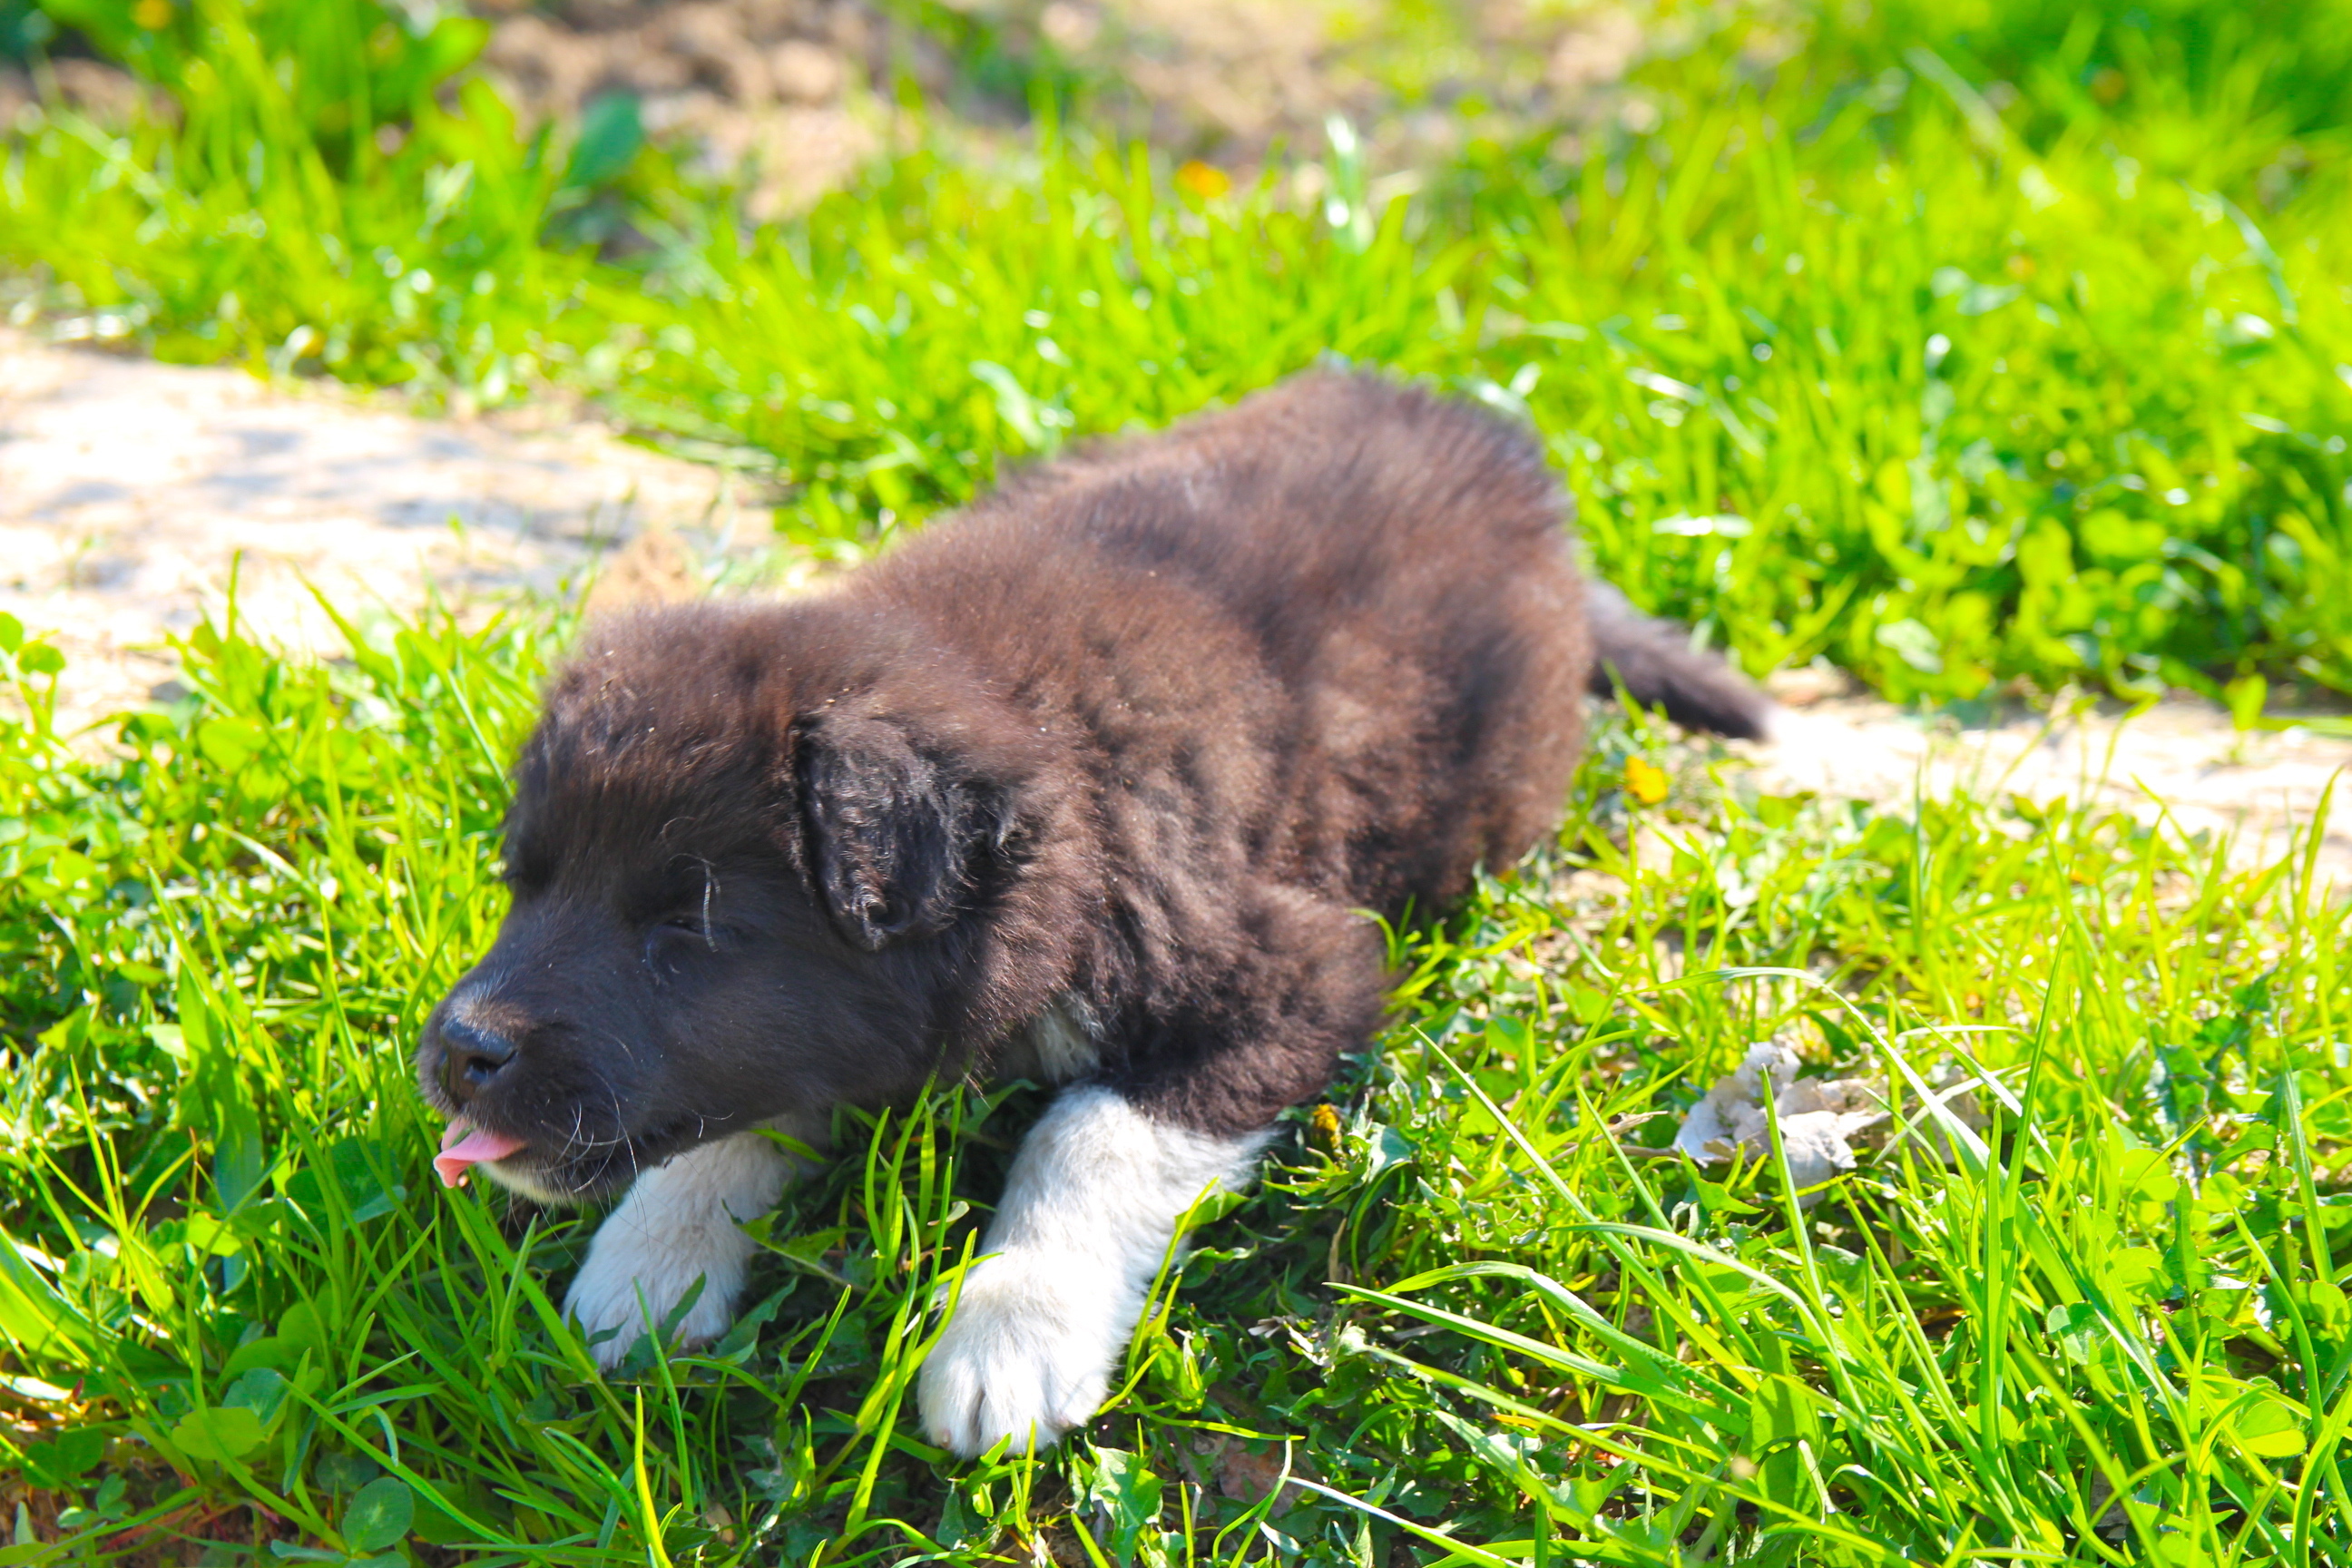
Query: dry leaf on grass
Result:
<box><xmin>1673</xmin><ymin>1039</ymin><xmax>1987</xmax><ymax>1201</ymax></box>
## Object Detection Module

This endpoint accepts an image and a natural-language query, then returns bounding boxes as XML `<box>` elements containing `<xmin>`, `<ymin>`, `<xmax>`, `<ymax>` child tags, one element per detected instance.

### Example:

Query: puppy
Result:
<box><xmin>416</xmin><ymin>372</ymin><xmax>1773</xmax><ymax>1458</ymax></box>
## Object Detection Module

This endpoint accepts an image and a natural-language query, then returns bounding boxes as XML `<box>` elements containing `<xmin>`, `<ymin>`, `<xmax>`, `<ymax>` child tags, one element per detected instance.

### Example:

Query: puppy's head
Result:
<box><xmin>416</xmin><ymin>606</ymin><xmax>1021</xmax><ymax>1202</ymax></box>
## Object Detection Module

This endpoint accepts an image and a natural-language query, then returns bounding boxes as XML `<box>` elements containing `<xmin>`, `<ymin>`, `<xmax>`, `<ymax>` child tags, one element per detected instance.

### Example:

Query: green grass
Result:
<box><xmin>5</xmin><ymin>587</ymin><xmax>2350</xmax><ymax>1563</ymax></box>
<box><xmin>5</xmin><ymin>0</ymin><xmax>2352</xmax><ymax>1561</ymax></box>
<box><xmin>5</xmin><ymin>0</ymin><xmax>2351</xmax><ymax>704</ymax></box>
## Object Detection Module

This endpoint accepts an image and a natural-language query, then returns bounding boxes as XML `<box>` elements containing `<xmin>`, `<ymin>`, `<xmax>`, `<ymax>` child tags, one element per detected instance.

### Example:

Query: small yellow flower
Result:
<box><xmin>1308</xmin><ymin>1102</ymin><xmax>1342</xmax><ymax>1149</ymax></box>
<box><xmin>132</xmin><ymin>0</ymin><xmax>173</xmax><ymax>28</ymax></box>
<box><xmin>1176</xmin><ymin>160</ymin><xmax>1231</xmax><ymax>201</ymax></box>
<box><xmin>1623</xmin><ymin>755</ymin><xmax>1670</xmax><ymax>805</ymax></box>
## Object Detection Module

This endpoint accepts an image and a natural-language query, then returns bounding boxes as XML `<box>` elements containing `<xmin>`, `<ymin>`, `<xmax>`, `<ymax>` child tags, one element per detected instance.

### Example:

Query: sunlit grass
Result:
<box><xmin>5</xmin><ymin>0</ymin><xmax>2352</xmax><ymax>1561</ymax></box>
<box><xmin>3</xmin><ymin>0</ymin><xmax>2349</xmax><ymax>704</ymax></box>
<box><xmin>2</xmin><ymin>596</ymin><xmax>2347</xmax><ymax>1562</ymax></box>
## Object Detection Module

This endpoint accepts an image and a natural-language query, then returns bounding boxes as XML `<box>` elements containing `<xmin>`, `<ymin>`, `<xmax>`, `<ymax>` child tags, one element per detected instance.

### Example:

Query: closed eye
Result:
<box><xmin>655</xmin><ymin>914</ymin><xmax>723</xmax><ymax>945</ymax></box>
<box><xmin>642</xmin><ymin>915</ymin><xmax>734</xmax><ymax>976</ymax></box>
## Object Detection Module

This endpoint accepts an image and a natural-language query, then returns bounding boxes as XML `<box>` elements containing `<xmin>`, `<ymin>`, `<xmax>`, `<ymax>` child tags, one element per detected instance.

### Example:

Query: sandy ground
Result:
<box><xmin>0</xmin><ymin>330</ymin><xmax>744</xmax><ymax>730</ymax></box>
<box><xmin>1752</xmin><ymin>686</ymin><xmax>2350</xmax><ymax>884</ymax></box>
<box><xmin>5</xmin><ymin>332</ymin><xmax>2345</xmax><ymax>882</ymax></box>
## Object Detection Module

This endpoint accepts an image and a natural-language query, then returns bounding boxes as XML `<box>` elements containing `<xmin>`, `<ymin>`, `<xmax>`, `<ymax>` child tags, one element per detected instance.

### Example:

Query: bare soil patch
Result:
<box><xmin>471</xmin><ymin>0</ymin><xmax>1661</xmax><ymax>193</ymax></box>
<box><xmin>8</xmin><ymin>2</ymin><xmax>1682</xmax><ymax>216</ymax></box>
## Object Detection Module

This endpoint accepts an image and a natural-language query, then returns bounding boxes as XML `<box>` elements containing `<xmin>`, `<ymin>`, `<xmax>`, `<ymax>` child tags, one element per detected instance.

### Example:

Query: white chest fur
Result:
<box><xmin>991</xmin><ymin>993</ymin><xmax>1102</xmax><ymax>1084</ymax></box>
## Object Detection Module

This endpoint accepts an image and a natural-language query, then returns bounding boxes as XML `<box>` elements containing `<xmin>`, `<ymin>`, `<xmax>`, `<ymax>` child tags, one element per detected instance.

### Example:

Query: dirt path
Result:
<box><xmin>1755</xmin><ymin>690</ymin><xmax>2351</xmax><ymax>885</ymax></box>
<box><xmin>5</xmin><ymin>334</ymin><xmax>2345</xmax><ymax>883</ymax></box>
<box><xmin>1</xmin><ymin>331</ymin><xmax>740</xmax><ymax>731</ymax></box>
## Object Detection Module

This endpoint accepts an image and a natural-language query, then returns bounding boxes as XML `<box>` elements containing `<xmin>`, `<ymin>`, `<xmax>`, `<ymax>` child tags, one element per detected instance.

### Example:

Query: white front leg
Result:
<box><xmin>565</xmin><ymin>1122</ymin><xmax>811</xmax><ymax>1368</ymax></box>
<box><xmin>918</xmin><ymin>1086</ymin><xmax>1267</xmax><ymax>1457</ymax></box>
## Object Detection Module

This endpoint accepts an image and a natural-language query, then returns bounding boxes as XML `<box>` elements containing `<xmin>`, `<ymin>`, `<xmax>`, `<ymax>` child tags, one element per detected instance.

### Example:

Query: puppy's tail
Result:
<box><xmin>1585</xmin><ymin>581</ymin><xmax>1779</xmax><ymax>741</ymax></box>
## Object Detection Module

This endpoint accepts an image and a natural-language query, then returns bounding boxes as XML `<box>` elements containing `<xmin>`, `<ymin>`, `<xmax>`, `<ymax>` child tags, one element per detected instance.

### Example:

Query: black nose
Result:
<box><xmin>436</xmin><ymin>1016</ymin><xmax>517</xmax><ymax>1104</ymax></box>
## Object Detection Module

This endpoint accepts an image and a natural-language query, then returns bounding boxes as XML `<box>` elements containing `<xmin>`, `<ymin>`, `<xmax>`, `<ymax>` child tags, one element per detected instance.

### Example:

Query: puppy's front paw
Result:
<box><xmin>564</xmin><ymin>1216</ymin><xmax>751</xmax><ymax>1370</ymax></box>
<box><xmin>919</xmin><ymin>1247</ymin><xmax>1133</xmax><ymax>1457</ymax></box>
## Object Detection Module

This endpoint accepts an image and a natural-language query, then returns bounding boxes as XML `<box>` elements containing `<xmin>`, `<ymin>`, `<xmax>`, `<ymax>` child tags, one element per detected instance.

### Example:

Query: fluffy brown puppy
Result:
<box><xmin>416</xmin><ymin>371</ymin><xmax>1773</xmax><ymax>1457</ymax></box>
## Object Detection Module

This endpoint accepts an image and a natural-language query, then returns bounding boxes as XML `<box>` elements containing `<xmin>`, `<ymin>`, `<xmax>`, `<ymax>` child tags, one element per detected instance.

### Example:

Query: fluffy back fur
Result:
<box><xmin>419</xmin><ymin>370</ymin><xmax>1767</xmax><ymax>1181</ymax></box>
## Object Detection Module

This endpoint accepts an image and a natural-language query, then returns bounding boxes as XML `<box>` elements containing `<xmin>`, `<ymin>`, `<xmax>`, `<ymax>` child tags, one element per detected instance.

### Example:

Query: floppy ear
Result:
<box><xmin>797</xmin><ymin>716</ymin><xmax>997</xmax><ymax>949</ymax></box>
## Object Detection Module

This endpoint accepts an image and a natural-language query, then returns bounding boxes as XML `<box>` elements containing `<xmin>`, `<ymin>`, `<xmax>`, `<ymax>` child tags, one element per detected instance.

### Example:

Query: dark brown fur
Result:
<box><xmin>416</xmin><ymin>372</ymin><xmax>1767</xmax><ymax>1191</ymax></box>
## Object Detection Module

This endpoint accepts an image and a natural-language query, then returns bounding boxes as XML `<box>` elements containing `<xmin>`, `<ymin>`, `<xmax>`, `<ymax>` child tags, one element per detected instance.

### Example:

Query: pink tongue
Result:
<box><xmin>435</xmin><ymin>1122</ymin><xmax>528</xmax><ymax>1188</ymax></box>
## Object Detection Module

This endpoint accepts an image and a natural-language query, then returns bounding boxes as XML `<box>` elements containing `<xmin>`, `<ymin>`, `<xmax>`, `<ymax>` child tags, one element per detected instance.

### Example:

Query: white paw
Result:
<box><xmin>564</xmin><ymin>1214</ymin><xmax>752</xmax><ymax>1370</ymax></box>
<box><xmin>919</xmin><ymin>1247</ymin><xmax>1134</xmax><ymax>1457</ymax></box>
